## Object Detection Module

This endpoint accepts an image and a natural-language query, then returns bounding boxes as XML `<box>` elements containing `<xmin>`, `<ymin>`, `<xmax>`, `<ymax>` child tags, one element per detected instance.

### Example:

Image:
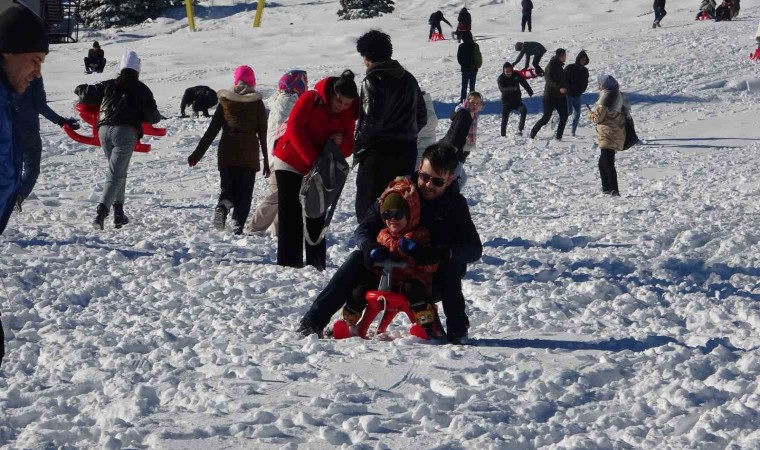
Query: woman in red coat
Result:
<box><xmin>273</xmin><ymin>70</ymin><xmax>359</xmax><ymax>270</ymax></box>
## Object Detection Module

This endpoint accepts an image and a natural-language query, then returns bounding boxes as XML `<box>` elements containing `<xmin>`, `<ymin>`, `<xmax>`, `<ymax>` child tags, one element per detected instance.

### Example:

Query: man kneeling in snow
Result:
<box><xmin>298</xmin><ymin>143</ymin><xmax>482</xmax><ymax>344</ymax></box>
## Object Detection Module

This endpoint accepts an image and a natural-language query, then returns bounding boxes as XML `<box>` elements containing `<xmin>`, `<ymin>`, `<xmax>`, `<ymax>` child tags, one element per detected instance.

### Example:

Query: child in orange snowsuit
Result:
<box><xmin>342</xmin><ymin>178</ymin><xmax>439</xmax><ymax>326</ymax></box>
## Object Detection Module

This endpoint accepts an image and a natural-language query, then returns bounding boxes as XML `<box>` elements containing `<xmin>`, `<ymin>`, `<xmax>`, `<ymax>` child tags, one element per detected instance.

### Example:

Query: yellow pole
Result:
<box><xmin>185</xmin><ymin>0</ymin><xmax>196</xmax><ymax>32</ymax></box>
<box><xmin>253</xmin><ymin>0</ymin><xmax>265</xmax><ymax>27</ymax></box>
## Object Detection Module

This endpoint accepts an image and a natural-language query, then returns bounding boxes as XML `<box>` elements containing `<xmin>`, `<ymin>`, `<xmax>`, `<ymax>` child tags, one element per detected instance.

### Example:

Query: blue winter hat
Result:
<box><xmin>597</xmin><ymin>74</ymin><xmax>619</xmax><ymax>90</ymax></box>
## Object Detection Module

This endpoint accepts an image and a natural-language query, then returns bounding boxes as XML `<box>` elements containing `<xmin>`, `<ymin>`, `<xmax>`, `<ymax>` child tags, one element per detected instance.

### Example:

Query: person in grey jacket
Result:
<box><xmin>513</xmin><ymin>41</ymin><xmax>546</xmax><ymax>75</ymax></box>
<box><xmin>15</xmin><ymin>77</ymin><xmax>79</xmax><ymax>210</ymax></box>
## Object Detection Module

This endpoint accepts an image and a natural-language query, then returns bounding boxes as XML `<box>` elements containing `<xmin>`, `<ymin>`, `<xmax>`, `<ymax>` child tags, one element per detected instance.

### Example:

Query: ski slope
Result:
<box><xmin>1</xmin><ymin>0</ymin><xmax>759</xmax><ymax>448</ymax></box>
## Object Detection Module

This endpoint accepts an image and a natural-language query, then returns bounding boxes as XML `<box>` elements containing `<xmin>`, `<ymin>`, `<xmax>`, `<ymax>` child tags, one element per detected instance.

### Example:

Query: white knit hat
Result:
<box><xmin>119</xmin><ymin>50</ymin><xmax>141</xmax><ymax>73</ymax></box>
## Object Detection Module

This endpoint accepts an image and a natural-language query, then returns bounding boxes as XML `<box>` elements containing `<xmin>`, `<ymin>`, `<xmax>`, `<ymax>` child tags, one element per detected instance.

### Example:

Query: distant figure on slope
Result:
<box><xmin>653</xmin><ymin>0</ymin><xmax>667</xmax><ymax>28</ymax></box>
<box><xmin>696</xmin><ymin>0</ymin><xmax>717</xmax><ymax>20</ymax></box>
<box><xmin>521</xmin><ymin>0</ymin><xmax>533</xmax><ymax>32</ymax></box>
<box><xmin>530</xmin><ymin>48</ymin><xmax>568</xmax><ymax>141</ymax></box>
<box><xmin>441</xmin><ymin>92</ymin><xmax>483</xmax><ymax>189</ymax></box>
<box><xmin>714</xmin><ymin>0</ymin><xmax>733</xmax><ymax>21</ymax></box>
<box><xmin>84</xmin><ymin>41</ymin><xmax>106</xmax><ymax>74</ymax></box>
<box><xmin>180</xmin><ymin>85</ymin><xmax>218</xmax><ymax>118</ymax></box>
<box><xmin>75</xmin><ymin>51</ymin><xmax>162</xmax><ymax>230</ymax></box>
<box><xmin>428</xmin><ymin>10</ymin><xmax>452</xmax><ymax>40</ymax></box>
<box><xmin>247</xmin><ymin>69</ymin><xmax>308</xmax><ymax>236</ymax></box>
<box><xmin>456</xmin><ymin>7</ymin><xmax>472</xmax><ymax>42</ymax></box>
<box><xmin>188</xmin><ymin>65</ymin><xmax>269</xmax><ymax>235</ymax></box>
<box><xmin>457</xmin><ymin>32</ymin><xmax>482</xmax><ymax>101</ymax></box>
<box><xmin>564</xmin><ymin>50</ymin><xmax>590</xmax><ymax>138</ymax></box>
<box><xmin>730</xmin><ymin>0</ymin><xmax>739</xmax><ymax>19</ymax></box>
<box><xmin>498</xmin><ymin>62</ymin><xmax>533</xmax><ymax>137</ymax></box>
<box><xmin>513</xmin><ymin>41</ymin><xmax>546</xmax><ymax>76</ymax></box>
<box><xmin>588</xmin><ymin>74</ymin><xmax>631</xmax><ymax>197</ymax></box>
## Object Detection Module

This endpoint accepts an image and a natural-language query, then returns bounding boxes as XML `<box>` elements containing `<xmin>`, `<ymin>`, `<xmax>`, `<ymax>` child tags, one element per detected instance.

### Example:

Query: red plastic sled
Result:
<box><xmin>64</xmin><ymin>103</ymin><xmax>166</xmax><ymax>153</ymax></box>
<box><xmin>518</xmin><ymin>68</ymin><xmax>538</xmax><ymax>79</ymax></box>
<box><xmin>750</xmin><ymin>48</ymin><xmax>760</xmax><ymax>61</ymax></box>
<box><xmin>696</xmin><ymin>11</ymin><xmax>712</xmax><ymax>20</ymax></box>
<box><xmin>429</xmin><ymin>32</ymin><xmax>445</xmax><ymax>42</ymax></box>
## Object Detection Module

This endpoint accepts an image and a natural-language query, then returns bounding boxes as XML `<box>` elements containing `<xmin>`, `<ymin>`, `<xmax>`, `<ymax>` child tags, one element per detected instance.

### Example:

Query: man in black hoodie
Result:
<box><xmin>563</xmin><ymin>50</ymin><xmax>589</xmax><ymax>137</ymax></box>
<box><xmin>521</xmin><ymin>0</ymin><xmax>534</xmax><ymax>32</ymax></box>
<box><xmin>354</xmin><ymin>30</ymin><xmax>427</xmax><ymax>223</ymax></box>
<box><xmin>530</xmin><ymin>48</ymin><xmax>568</xmax><ymax>141</ymax></box>
<box><xmin>457</xmin><ymin>32</ymin><xmax>482</xmax><ymax>101</ymax></box>
<box><xmin>513</xmin><ymin>41</ymin><xmax>546</xmax><ymax>76</ymax></box>
<box><xmin>498</xmin><ymin>62</ymin><xmax>533</xmax><ymax>136</ymax></box>
<box><xmin>428</xmin><ymin>10</ymin><xmax>452</xmax><ymax>40</ymax></box>
<box><xmin>653</xmin><ymin>0</ymin><xmax>667</xmax><ymax>28</ymax></box>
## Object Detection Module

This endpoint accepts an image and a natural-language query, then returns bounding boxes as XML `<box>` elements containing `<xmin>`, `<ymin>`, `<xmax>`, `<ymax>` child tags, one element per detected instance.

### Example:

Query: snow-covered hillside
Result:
<box><xmin>1</xmin><ymin>0</ymin><xmax>759</xmax><ymax>448</ymax></box>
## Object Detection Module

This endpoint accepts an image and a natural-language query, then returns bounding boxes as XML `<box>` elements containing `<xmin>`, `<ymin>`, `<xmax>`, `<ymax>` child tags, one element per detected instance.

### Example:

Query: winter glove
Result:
<box><xmin>369</xmin><ymin>247</ymin><xmax>390</xmax><ymax>263</ymax></box>
<box><xmin>361</xmin><ymin>242</ymin><xmax>383</xmax><ymax>270</ymax></box>
<box><xmin>187</xmin><ymin>153</ymin><xmax>201</xmax><ymax>167</ymax></box>
<box><xmin>400</xmin><ymin>238</ymin><xmax>451</xmax><ymax>266</ymax></box>
<box><xmin>262</xmin><ymin>165</ymin><xmax>271</xmax><ymax>178</ymax></box>
<box><xmin>61</xmin><ymin>118</ymin><xmax>80</xmax><ymax>130</ymax></box>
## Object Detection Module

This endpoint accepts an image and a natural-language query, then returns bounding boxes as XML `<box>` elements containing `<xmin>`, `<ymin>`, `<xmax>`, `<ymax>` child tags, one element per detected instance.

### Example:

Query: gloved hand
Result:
<box><xmin>262</xmin><ymin>165</ymin><xmax>271</xmax><ymax>178</ymax></box>
<box><xmin>61</xmin><ymin>118</ymin><xmax>80</xmax><ymax>130</ymax></box>
<box><xmin>400</xmin><ymin>238</ymin><xmax>451</xmax><ymax>266</ymax></box>
<box><xmin>187</xmin><ymin>153</ymin><xmax>201</xmax><ymax>167</ymax></box>
<box><xmin>361</xmin><ymin>242</ymin><xmax>382</xmax><ymax>270</ymax></box>
<box><xmin>369</xmin><ymin>247</ymin><xmax>390</xmax><ymax>263</ymax></box>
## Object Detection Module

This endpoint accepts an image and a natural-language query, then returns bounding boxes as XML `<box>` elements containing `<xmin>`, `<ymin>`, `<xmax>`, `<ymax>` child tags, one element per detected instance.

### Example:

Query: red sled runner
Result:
<box><xmin>332</xmin><ymin>260</ymin><xmax>444</xmax><ymax>341</ymax></box>
<box><xmin>750</xmin><ymin>49</ymin><xmax>760</xmax><ymax>61</ymax></box>
<box><xmin>518</xmin><ymin>68</ymin><xmax>539</xmax><ymax>79</ymax></box>
<box><xmin>696</xmin><ymin>11</ymin><xmax>713</xmax><ymax>21</ymax></box>
<box><xmin>429</xmin><ymin>32</ymin><xmax>445</xmax><ymax>42</ymax></box>
<box><xmin>64</xmin><ymin>103</ymin><xmax>167</xmax><ymax>153</ymax></box>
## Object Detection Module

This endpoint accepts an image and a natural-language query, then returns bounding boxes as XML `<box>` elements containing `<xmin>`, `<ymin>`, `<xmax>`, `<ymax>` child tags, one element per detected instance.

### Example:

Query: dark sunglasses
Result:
<box><xmin>381</xmin><ymin>210</ymin><xmax>406</xmax><ymax>221</ymax></box>
<box><xmin>419</xmin><ymin>172</ymin><xmax>447</xmax><ymax>187</ymax></box>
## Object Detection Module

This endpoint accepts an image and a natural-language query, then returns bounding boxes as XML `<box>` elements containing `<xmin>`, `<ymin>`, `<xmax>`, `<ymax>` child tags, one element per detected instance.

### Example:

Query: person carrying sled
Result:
<box><xmin>456</xmin><ymin>7</ymin><xmax>472</xmax><ymax>42</ymax></box>
<box><xmin>498</xmin><ymin>62</ymin><xmax>533</xmax><ymax>137</ymax></box>
<box><xmin>588</xmin><ymin>74</ymin><xmax>631</xmax><ymax>197</ymax></box>
<box><xmin>696</xmin><ymin>0</ymin><xmax>717</xmax><ymax>20</ymax></box>
<box><xmin>15</xmin><ymin>77</ymin><xmax>79</xmax><ymax>211</ymax></box>
<box><xmin>653</xmin><ymin>0</ymin><xmax>667</xmax><ymax>28</ymax></box>
<box><xmin>75</xmin><ymin>50</ymin><xmax>162</xmax><ymax>230</ymax></box>
<box><xmin>564</xmin><ymin>50</ymin><xmax>590</xmax><ymax>137</ymax></box>
<box><xmin>428</xmin><ymin>10</ymin><xmax>452</xmax><ymax>40</ymax></box>
<box><xmin>513</xmin><ymin>41</ymin><xmax>546</xmax><ymax>76</ymax></box>
<box><xmin>298</xmin><ymin>143</ymin><xmax>483</xmax><ymax>344</ymax></box>
<box><xmin>338</xmin><ymin>177</ymin><xmax>442</xmax><ymax>335</ymax></box>
<box><xmin>530</xmin><ymin>48</ymin><xmax>569</xmax><ymax>141</ymax></box>
<box><xmin>188</xmin><ymin>65</ymin><xmax>268</xmax><ymax>235</ymax></box>
<box><xmin>273</xmin><ymin>70</ymin><xmax>359</xmax><ymax>270</ymax></box>
<box><xmin>180</xmin><ymin>85</ymin><xmax>218</xmax><ymax>118</ymax></box>
<box><xmin>457</xmin><ymin>32</ymin><xmax>482</xmax><ymax>102</ymax></box>
<box><xmin>247</xmin><ymin>69</ymin><xmax>308</xmax><ymax>236</ymax></box>
<box><xmin>84</xmin><ymin>41</ymin><xmax>106</xmax><ymax>74</ymax></box>
<box><xmin>521</xmin><ymin>0</ymin><xmax>534</xmax><ymax>32</ymax></box>
<box><xmin>0</xmin><ymin>4</ymin><xmax>50</xmax><ymax>367</ymax></box>
<box><xmin>441</xmin><ymin>92</ymin><xmax>483</xmax><ymax>189</ymax></box>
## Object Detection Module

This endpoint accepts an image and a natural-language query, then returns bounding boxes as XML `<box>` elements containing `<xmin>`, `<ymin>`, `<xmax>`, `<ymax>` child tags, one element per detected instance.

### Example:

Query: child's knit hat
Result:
<box><xmin>278</xmin><ymin>70</ymin><xmax>308</xmax><ymax>95</ymax></box>
<box><xmin>381</xmin><ymin>193</ymin><xmax>410</xmax><ymax>219</ymax></box>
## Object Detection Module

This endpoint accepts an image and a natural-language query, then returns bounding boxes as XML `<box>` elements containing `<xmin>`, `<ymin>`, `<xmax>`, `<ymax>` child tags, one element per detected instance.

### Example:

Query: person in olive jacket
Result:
<box><xmin>457</xmin><ymin>32</ymin><xmax>482</xmax><ymax>101</ymax></box>
<box><xmin>75</xmin><ymin>51</ymin><xmax>162</xmax><ymax>230</ymax></box>
<box><xmin>564</xmin><ymin>50</ymin><xmax>589</xmax><ymax>137</ymax></box>
<box><xmin>498</xmin><ymin>62</ymin><xmax>533</xmax><ymax>136</ymax></box>
<box><xmin>530</xmin><ymin>48</ymin><xmax>569</xmax><ymax>141</ymax></box>
<box><xmin>354</xmin><ymin>30</ymin><xmax>427</xmax><ymax>223</ymax></box>
<box><xmin>188</xmin><ymin>65</ymin><xmax>268</xmax><ymax>235</ymax></box>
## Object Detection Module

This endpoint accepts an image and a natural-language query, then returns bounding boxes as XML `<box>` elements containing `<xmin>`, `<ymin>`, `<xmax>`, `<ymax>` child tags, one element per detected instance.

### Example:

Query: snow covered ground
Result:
<box><xmin>1</xmin><ymin>0</ymin><xmax>759</xmax><ymax>448</ymax></box>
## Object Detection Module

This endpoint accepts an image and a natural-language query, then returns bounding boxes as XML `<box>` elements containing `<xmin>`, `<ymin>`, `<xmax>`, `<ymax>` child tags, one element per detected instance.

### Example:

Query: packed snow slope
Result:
<box><xmin>1</xmin><ymin>0</ymin><xmax>759</xmax><ymax>448</ymax></box>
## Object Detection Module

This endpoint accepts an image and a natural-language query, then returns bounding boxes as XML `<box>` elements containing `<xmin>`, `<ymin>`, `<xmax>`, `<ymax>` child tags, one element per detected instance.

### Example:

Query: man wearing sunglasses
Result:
<box><xmin>298</xmin><ymin>143</ymin><xmax>482</xmax><ymax>344</ymax></box>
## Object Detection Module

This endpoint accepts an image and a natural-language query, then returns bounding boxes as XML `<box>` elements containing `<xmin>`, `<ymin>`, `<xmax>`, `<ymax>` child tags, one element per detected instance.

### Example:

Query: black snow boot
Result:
<box><xmin>213</xmin><ymin>204</ymin><xmax>228</xmax><ymax>231</ymax></box>
<box><xmin>93</xmin><ymin>203</ymin><xmax>108</xmax><ymax>230</ymax></box>
<box><xmin>113</xmin><ymin>203</ymin><xmax>129</xmax><ymax>229</ymax></box>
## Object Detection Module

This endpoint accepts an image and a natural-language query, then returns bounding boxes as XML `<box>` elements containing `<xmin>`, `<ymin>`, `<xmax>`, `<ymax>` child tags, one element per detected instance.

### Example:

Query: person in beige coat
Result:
<box><xmin>588</xmin><ymin>74</ymin><xmax>630</xmax><ymax>197</ymax></box>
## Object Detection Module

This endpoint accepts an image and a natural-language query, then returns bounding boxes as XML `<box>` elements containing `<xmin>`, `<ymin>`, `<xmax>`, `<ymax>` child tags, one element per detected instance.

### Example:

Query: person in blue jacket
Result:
<box><xmin>15</xmin><ymin>77</ymin><xmax>79</xmax><ymax>210</ymax></box>
<box><xmin>0</xmin><ymin>3</ymin><xmax>50</xmax><ymax>367</ymax></box>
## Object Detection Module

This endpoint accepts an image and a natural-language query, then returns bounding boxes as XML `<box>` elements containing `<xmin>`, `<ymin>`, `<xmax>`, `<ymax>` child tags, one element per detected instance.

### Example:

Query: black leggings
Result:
<box><xmin>598</xmin><ymin>148</ymin><xmax>619</xmax><ymax>196</ymax></box>
<box><xmin>276</xmin><ymin>170</ymin><xmax>327</xmax><ymax>270</ymax></box>
<box><xmin>429</xmin><ymin>24</ymin><xmax>443</xmax><ymax>39</ymax></box>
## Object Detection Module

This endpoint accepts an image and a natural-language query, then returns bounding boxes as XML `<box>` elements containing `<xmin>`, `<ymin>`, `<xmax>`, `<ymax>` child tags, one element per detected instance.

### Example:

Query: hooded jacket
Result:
<box><xmin>497</xmin><ymin>68</ymin><xmax>533</xmax><ymax>106</ymax></box>
<box><xmin>429</xmin><ymin>11</ymin><xmax>451</xmax><ymax>27</ymax></box>
<box><xmin>522</xmin><ymin>0</ymin><xmax>534</xmax><ymax>13</ymax></box>
<box><xmin>0</xmin><ymin>67</ymin><xmax>21</xmax><ymax>235</ymax></box>
<box><xmin>354</xmin><ymin>60</ymin><xmax>427</xmax><ymax>157</ymax></box>
<box><xmin>265</xmin><ymin>90</ymin><xmax>299</xmax><ymax>157</ymax></box>
<box><xmin>273</xmin><ymin>77</ymin><xmax>359</xmax><ymax>175</ymax></box>
<box><xmin>376</xmin><ymin>178</ymin><xmax>438</xmax><ymax>292</ymax></box>
<box><xmin>457</xmin><ymin>8</ymin><xmax>472</xmax><ymax>30</ymax></box>
<box><xmin>75</xmin><ymin>75</ymin><xmax>160</xmax><ymax>137</ymax></box>
<box><xmin>191</xmin><ymin>85</ymin><xmax>268</xmax><ymax>170</ymax></box>
<box><xmin>563</xmin><ymin>51</ymin><xmax>590</xmax><ymax>98</ymax></box>
<box><xmin>589</xmin><ymin>75</ymin><xmax>631</xmax><ymax>152</ymax></box>
<box><xmin>457</xmin><ymin>38</ymin><xmax>482</xmax><ymax>71</ymax></box>
<box><xmin>543</xmin><ymin>56</ymin><xmax>568</xmax><ymax>99</ymax></box>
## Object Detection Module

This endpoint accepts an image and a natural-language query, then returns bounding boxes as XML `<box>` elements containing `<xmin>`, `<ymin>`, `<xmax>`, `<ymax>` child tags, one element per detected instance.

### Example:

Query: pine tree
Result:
<box><xmin>79</xmin><ymin>0</ymin><xmax>184</xmax><ymax>28</ymax></box>
<box><xmin>337</xmin><ymin>0</ymin><xmax>395</xmax><ymax>20</ymax></box>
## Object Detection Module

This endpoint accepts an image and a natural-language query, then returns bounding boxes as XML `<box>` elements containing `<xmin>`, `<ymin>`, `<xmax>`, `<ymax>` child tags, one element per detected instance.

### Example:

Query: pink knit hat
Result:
<box><xmin>233</xmin><ymin>65</ymin><xmax>256</xmax><ymax>88</ymax></box>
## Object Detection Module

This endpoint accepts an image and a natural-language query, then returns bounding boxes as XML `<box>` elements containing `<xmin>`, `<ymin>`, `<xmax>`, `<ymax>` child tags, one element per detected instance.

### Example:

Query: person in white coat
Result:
<box><xmin>246</xmin><ymin>70</ymin><xmax>308</xmax><ymax>235</ymax></box>
<box><xmin>416</xmin><ymin>91</ymin><xmax>437</xmax><ymax>167</ymax></box>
